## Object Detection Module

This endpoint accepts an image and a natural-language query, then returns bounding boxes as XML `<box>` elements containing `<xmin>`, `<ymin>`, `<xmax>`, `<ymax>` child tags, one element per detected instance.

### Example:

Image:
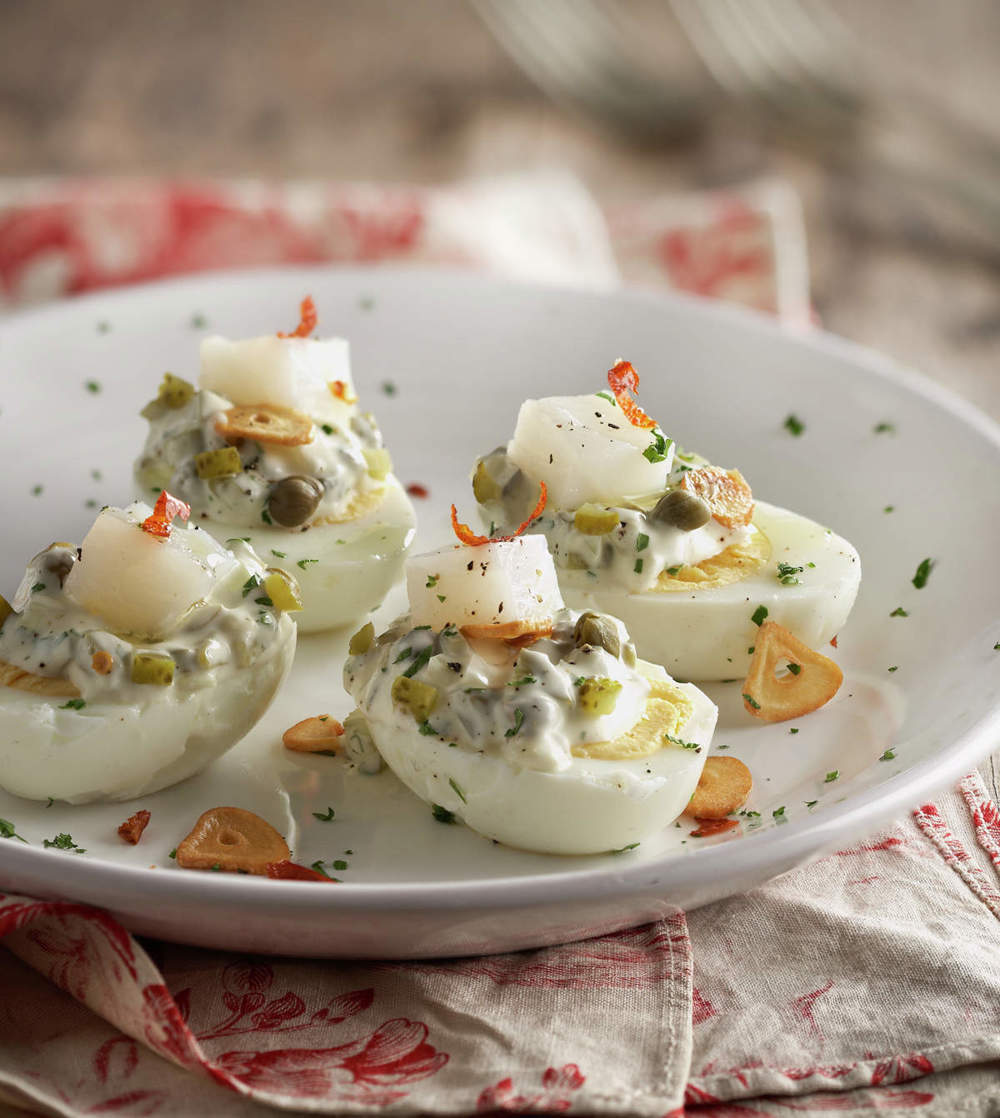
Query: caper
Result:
<box><xmin>650</xmin><ymin>488</ymin><xmax>711</xmax><ymax>531</ymax></box>
<box><xmin>391</xmin><ymin>675</ymin><xmax>439</xmax><ymax>722</ymax></box>
<box><xmin>267</xmin><ymin>476</ymin><xmax>323</xmax><ymax>527</ymax></box>
<box><xmin>577</xmin><ymin>676</ymin><xmax>623</xmax><ymax>716</ymax></box>
<box><xmin>573</xmin><ymin>611</ymin><xmax>622</xmax><ymax>658</ymax></box>
<box><xmin>42</xmin><ymin>546</ymin><xmax>75</xmax><ymax>587</ymax></box>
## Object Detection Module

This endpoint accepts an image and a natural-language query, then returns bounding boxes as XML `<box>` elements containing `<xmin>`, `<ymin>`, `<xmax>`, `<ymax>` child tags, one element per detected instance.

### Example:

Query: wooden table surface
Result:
<box><xmin>1</xmin><ymin>0</ymin><xmax>998</xmax><ymax>793</ymax></box>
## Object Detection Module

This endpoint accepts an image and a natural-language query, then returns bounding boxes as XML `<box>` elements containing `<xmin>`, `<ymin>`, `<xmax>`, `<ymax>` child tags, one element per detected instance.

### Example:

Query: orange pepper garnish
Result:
<box><xmin>690</xmin><ymin>818</ymin><xmax>740</xmax><ymax>838</ymax></box>
<box><xmin>277</xmin><ymin>295</ymin><xmax>318</xmax><ymax>339</ymax></box>
<box><xmin>141</xmin><ymin>490</ymin><xmax>191</xmax><ymax>539</ymax></box>
<box><xmin>451</xmin><ymin>481</ymin><xmax>547</xmax><ymax>547</ymax></box>
<box><xmin>607</xmin><ymin>359</ymin><xmax>656</xmax><ymax>430</ymax></box>
<box><xmin>266</xmin><ymin>859</ymin><xmax>337</xmax><ymax>883</ymax></box>
<box><xmin>330</xmin><ymin>379</ymin><xmax>357</xmax><ymax>403</ymax></box>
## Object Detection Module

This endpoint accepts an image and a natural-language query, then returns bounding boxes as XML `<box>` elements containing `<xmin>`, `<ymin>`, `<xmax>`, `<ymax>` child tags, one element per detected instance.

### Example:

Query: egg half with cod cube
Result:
<box><xmin>343</xmin><ymin>504</ymin><xmax>718</xmax><ymax>855</ymax></box>
<box><xmin>0</xmin><ymin>494</ymin><xmax>296</xmax><ymax>804</ymax></box>
<box><xmin>471</xmin><ymin>359</ymin><xmax>861</xmax><ymax>681</ymax></box>
<box><xmin>134</xmin><ymin>297</ymin><xmax>416</xmax><ymax>632</ymax></box>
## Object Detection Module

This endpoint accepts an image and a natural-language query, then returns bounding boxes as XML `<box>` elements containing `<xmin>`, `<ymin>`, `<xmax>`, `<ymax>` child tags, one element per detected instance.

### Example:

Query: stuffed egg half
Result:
<box><xmin>134</xmin><ymin>300</ymin><xmax>415</xmax><ymax>632</ymax></box>
<box><xmin>343</xmin><ymin>532</ymin><xmax>717</xmax><ymax>854</ymax></box>
<box><xmin>471</xmin><ymin>370</ymin><xmax>860</xmax><ymax>680</ymax></box>
<box><xmin>0</xmin><ymin>498</ymin><xmax>296</xmax><ymax>804</ymax></box>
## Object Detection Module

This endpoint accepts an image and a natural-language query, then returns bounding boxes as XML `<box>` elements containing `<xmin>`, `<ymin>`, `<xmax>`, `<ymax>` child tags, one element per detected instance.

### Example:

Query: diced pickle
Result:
<box><xmin>264</xmin><ymin>570</ymin><xmax>303</xmax><ymax>612</ymax></box>
<box><xmin>195</xmin><ymin>446</ymin><xmax>243</xmax><ymax>479</ymax></box>
<box><xmin>391</xmin><ymin>675</ymin><xmax>439</xmax><ymax>722</ymax></box>
<box><xmin>0</xmin><ymin>593</ymin><xmax>12</xmax><ymax>628</ymax></box>
<box><xmin>363</xmin><ymin>447</ymin><xmax>393</xmax><ymax>481</ymax></box>
<box><xmin>349</xmin><ymin>621</ymin><xmax>375</xmax><ymax>655</ymax></box>
<box><xmin>577</xmin><ymin>677</ymin><xmax>623</xmax><ymax>716</ymax></box>
<box><xmin>563</xmin><ymin>553</ymin><xmax>589</xmax><ymax>571</ymax></box>
<box><xmin>131</xmin><ymin>653</ymin><xmax>175</xmax><ymax>686</ymax></box>
<box><xmin>650</xmin><ymin>488</ymin><xmax>711</xmax><ymax>531</ymax></box>
<box><xmin>574</xmin><ymin>504</ymin><xmax>619</xmax><ymax>536</ymax></box>
<box><xmin>472</xmin><ymin>460</ymin><xmax>501</xmax><ymax>504</ymax></box>
<box><xmin>573</xmin><ymin>611</ymin><xmax>622</xmax><ymax>658</ymax></box>
<box><xmin>622</xmin><ymin>641</ymin><xmax>638</xmax><ymax>668</ymax></box>
<box><xmin>160</xmin><ymin>373</ymin><xmax>195</xmax><ymax>408</ymax></box>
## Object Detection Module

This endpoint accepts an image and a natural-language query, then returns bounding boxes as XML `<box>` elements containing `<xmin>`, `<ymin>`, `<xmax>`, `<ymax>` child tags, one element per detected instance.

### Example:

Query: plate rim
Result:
<box><xmin>2</xmin><ymin>263</ymin><xmax>999</xmax><ymax>916</ymax></box>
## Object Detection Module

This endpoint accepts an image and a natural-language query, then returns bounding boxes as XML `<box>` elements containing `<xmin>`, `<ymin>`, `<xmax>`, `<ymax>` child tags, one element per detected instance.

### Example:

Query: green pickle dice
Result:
<box><xmin>264</xmin><ymin>570</ymin><xmax>303</xmax><ymax>612</ymax></box>
<box><xmin>349</xmin><ymin>621</ymin><xmax>375</xmax><ymax>655</ymax></box>
<box><xmin>363</xmin><ymin>448</ymin><xmax>393</xmax><ymax>481</ymax></box>
<box><xmin>573</xmin><ymin>503</ymin><xmax>619</xmax><ymax>535</ymax></box>
<box><xmin>391</xmin><ymin>676</ymin><xmax>439</xmax><ymax>722</ymax></box>
<box><xmin>578</xmin><ymin>677</ymin><xmax>623</xmax><ymax>716</ymax></box>
<box><xmin>132</xmin><ymin>653</ymin><xmax>175</xmax><ymax>686</ymax></box>
<box><xmin>194</xmin><ymin>446</ymin><xmax>243</xmax><ymax>479</ymax></box>
<box><xmin>472</xmin><ymin>460</ymin><xmax>501</xmax><ymax>504</ymax></box>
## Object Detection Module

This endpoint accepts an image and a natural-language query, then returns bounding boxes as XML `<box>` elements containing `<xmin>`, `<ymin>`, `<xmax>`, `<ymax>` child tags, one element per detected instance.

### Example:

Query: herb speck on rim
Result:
<box><xmin>888</xmin><ymin>665</ymin><xmax>898</xmax><ymax>672</ymax></box>
<box><xmin>312</xmin><ymin>806</ymin><xmax>336</xmax><ymax>822</ymax></box>
<box><xmin>359</xmin><ymin>295</ymin><xmax>376</xmax><ymax>311</ymax></box>
<box><xmin>504</xmin><ymin>708</ymin><xmax>525</xmax><ymax>738</ymax></box>
<box><xmin>789</xmin><ymin>727</ymin><xmax>799</xmax><ymax>734</ymax></box>
<box><xmin>30</xmin><ymin>484</ymin><xmax>43</xmax><ymax>497</ymax></box>
<box><xmin>609</xmin><ymin>842</ymin><xmax>640</xmax><ymax>854</ymax></box>
<box><xmin>890</xmin><ymin>607</ymin><xmax>909</xmax><ymax>618</ymax></box>
<box><xmin>448</xmin><ymin>778</ymin><xmax>467</xmax><ymax>803</ymax></box>
<box><xmin>0</xmin><ymin>818</ymin><xmax>27</xmax><ymax>843</ymax></box>
<box><xmin>772</xmin><ymin>806</ymin><xmax>786</xmax><ymax>819</ymax></box>
<box><xmin>884</xmin><ymin>505</ymin><xmax>895</xmax><ymax>514</ymax></box>
<box><xmin>84</xmin><ymin>380</ymin><xmax>101</xmax><ymax>394</ymax></box>
<box><xmin>42</xmin><ymin>832</ymin><xmax>86</xmax><ymax>854</ymax></box>
<box><xmin>912</xmin><ymin>558</ymin><xmax>935</xmax><ymax>589</ymax></box>
<box><xmin>381</xmin><ymin>380</ymin><xmax>397</xmax><ymax>397</ymax></box>
<box><xmin>751</xmin><ymin>605</ymin><xmax>768</xmax><ymax>627</ymax></box>
<box><xmin>297</xmin><ymin>558</ymin><xmax>319</xmax><ymax>570</ymax></box>
<box><xmin>879</xmin><ymin>749</ymin><xmax>896</xmax><ymax>761</ymax></box>
<box><xmin>59</xmin><ymin>698</ymin><xmax>86</xmax><ymax>710</ymax></box>
<box><xmin>805</xmin><ymin>800</ymin><xmax>818</xmax><ymax>809</ymax></box>
<box><xmin>190</xmin><ymin>312</ymin><xmax>208</xmax><ymax>329</ymax></box>
<box><xmin>873</xmin><ymin>421</ymin><xmax>896</xmax><ymax>434</ymax></box>
<box><xmin>824</xmin><ymin>770</ymin><xmax>839</xmax><ymax>783</ymax></box>
<box><xmin>432</xmin><ymin>803</ymin><xmax>456</xmax><ymax>824</ymax></box>
<box><xmin>783</xmin><ymin>414</ymin><xmax>805</xmax><ymax>436</ymax></box>
<box><xmin>97</xmin><ymin>321</ymin><xmax>112</xmax><ymax>334</ymax></box>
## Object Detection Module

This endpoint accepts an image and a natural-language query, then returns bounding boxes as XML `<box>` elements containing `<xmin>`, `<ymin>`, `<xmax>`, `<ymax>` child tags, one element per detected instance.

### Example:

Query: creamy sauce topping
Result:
<box><xmin>136</xmin><ymin>389</ymin><xmax>386</xmax><ymax>530</ymax></box>
<box><xmin>344</xmin><ymin>608</ymin><xmax>651</xmax><ymax>774</ymax></box>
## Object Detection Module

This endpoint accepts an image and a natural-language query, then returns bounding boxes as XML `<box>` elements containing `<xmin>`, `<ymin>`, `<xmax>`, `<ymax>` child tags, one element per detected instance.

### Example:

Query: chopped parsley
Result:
<box><xmin>432</xmin><ymin>804</ymin><xmax>456</xmax><ymax>824</ymax></box>
<box><xmin>507</xmin><ymin>675</ymin><xmax>537</xmax><ymax>689</ymax></box>
<box><xmin>43</xmin><ymin>833</ymin><xmax>86</xmax><ymax>853</ymax></box>
<box><xmin>332</xmin><ymin>859</ymin><xmax>348</xmax><ymax>871</ymax></box>
<box><xmin>271</xmin><ymin>549</ymin><xmax>287</xmax><ymax>559</ymax></box>
<box><xmin>296</xmin><ymin>558</ymin><xmax>319</xmax><ymax>570</ymax></box>
<box><xmin>665</xmin><ymin>734</ymin><xmax>700</xmax><ymax>751</ymax></box>
<box><xmin>31</xmin><ymin>484</ymin><xmax>43</xmax><ymax>497</ymax></box>
<box><xmin>777</xmin><ymin>562</ymin><xmax>804</xmax><ymax>586</ymax></box>
<box><xmin>595</xmin><ymin>391</ymin><xmax>616</xmax><ymax>406</ymax></box>
<box><xmin>634</xmin><ymin>558</ymin><xmax>644</xmax><ymax>574</ymax></box>
<box><xmin>402</xmin><ymin>647</ymin><xmax>433</xmax><ymax>677</ymax></box>
<box><xmin>890</xmin><ymin>607</ymin><xmax>909</xmax><ymax>618</ymax></box>
<box><xmin>394</xmin><ymin>647</ymin><xmax>414</xmax><ymax>663</ymax></box>
<box><xmin>751</xmin><ymin>605</ymin><xmax>768</xmax><ymax>626</ymax></box>
<box><xmin>30</xmin><ymin>582</ymin><xmax>46</xmax><ymax>593</ymax></box>
<box><xmin>168</xmin><ymin>848</ymin><xmax>177</xmax><ymax>859</ymax></box>
<box><xmin>786</xmin><ymin>663</ymin><xmax>801</xmax><ymax>676</ymax></box>
<box><xmin>504</xmin><ymin>708</ymin><xmax>525</xmax><ymax>738</ymax></box>
<box><xmin>879</xmin><ymin>749</ymin><xmax>897</xmax><ymax>762</ymax></box>
<box><xmin>381</xmin><ymin>380</ymin><xmax>397</xmax><ymax>396</ymax></box>
<box><xmin>321</xmin><ymin>423</ymin><xmax>334</xmax><ymax>435</ymax></box>
<box><xmin>310</xmin><ymin>861</ymin><xmax>337</xmax><ymax>880</ymax></box>
<box><xmin>241</xmin><ymin>574</ymin><xmax>261</xmax><ymax>598</ymax></box>
<box><xmin>97</xmin><ymin>320</ymin><xmax>111</xmax><ymax>333</ymax></box>
<box><xmin>739</xmin><ymin>810</ymin><xmax>761</xmax><ymax>818</ymax></box>
<box><xmin>789</xmin><ymin>727</ymin><xmax>800</xmax><ymax>735</ymax></box>
<box><xmin>59</xmin><ymin>698</ymin><xmax>87</xmax><ymax>710</ymax></box>
<box><xmin>743</xmin><ymin>693</ymin><xmax>761</xmax><ymax>710</ymax></box>
<box><xmin>912</xmin><ymin>558</ymin><xmax>935</xmax><ymax>589</ymax></box>
<box><xmin>448</xmin><ymin>778</ymin><xmax>467</xmax><ymax>803</ymax></box>
<box><xmin>783</xmin><ymin>414</ymin><xmax>805</xmax><ymax>436</ymax></box>
<box><xmin>425</xmin><ymin>574</ymin><xmax>439</xmax><ymax>588</ymax></box>
<box><xmin>261</xmin><ymin>507</ymin><xmax>273</xmax><ymax>525</ymax></box>
<box><xmin>226</xmin><ymin>537</ymin><xmax>251</xmax><ymax>547</ymax></box>
<box><xmin>636</xmin><ymin>533</ymin><xmax>649</xmax><ymax>553</ymax></box>
<box><xmin>84</xmin><ymin>380</ymin><xmax>101</xmax><ymax>394</ymax></box>
<box><xmin>666</xmin><ymin>565</ymin><xmax>682</xmax><ymax>576</ymax></box>
<box><xmin>441</xmin><ymin>625</ymin><xmax>458</xmax><ymax>638</ymax></box>
<box><xmin>642</xmin><ymin>429</ymin><xmax>673</xmax><ymax>464</ymax></box>
<box><xmin>873</xmin><ymin>421</ymin><xmax>895</xmax><ymax>434</ymax></box>
<box><xmin>888</xmin><ymin>665</ymin><xmax>898</xmax><ymax>672</ymax></box>
<box><xmin>609</xmin><ymin>842</ymin><xmax>640</xmax><ymax>854</ymax></box>
<box><xmin>255</xmin><ymin>595</ymin><xmax>274</xmax><ymax>608</ymax></box>
<box><xmin>805</xmin><ymin>800</ymin><xmax>818</xmax><ymax>809</ymax></box>
<box><xmin>190</xmin><ymin>312</ymin><xmax>208</xmax><ymax>329</ymax></box>
<box><xmin>824</xmin><ymin>770</ymin><xmax>839</xmax><ymax>783</ymax></box>
<box><xmin>772</xmin><ymin>806</ymin><xmax>786</xmax><ymax>819</ymax></box>
<box><xmin>437</xmin><ymin>594</ymin><xmax>447</xmax><ymax>603</ymax></box>
<box><xmin>312</xmin><ymin>807</ymin><xmax>336</xmax><ymax>822</ymax></box>
<box><xmin>0</xmin><ymin>819</ymin><xmax>27</xmax><ymax>843</ymax></box>
<box><xmin>418</xmin><ymin>720</ymin><xmax>439</xmax><ymax>736</ymax></box>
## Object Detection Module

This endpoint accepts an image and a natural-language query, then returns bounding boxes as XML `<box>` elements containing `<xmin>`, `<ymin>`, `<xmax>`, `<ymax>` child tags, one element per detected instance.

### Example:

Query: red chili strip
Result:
<box><xmin>607</xmin><ymin>359</ymin><xmax>656</xmax><ymax>430</ymax></box>
<box><xmin>406</xmin><ymin>483</ymin><xmax>430</xmax><ymax>498</ymax></box>
<box><xmin>266</xmin><ymin>860</ymin><xmax>337</xmax><ymax>882</ymax></box>
<box><xmin>141</xmin><ymin>491</ymin><xmax>191</xmax><ymax>539</ymax></box>
<box><xmin>450</xmin><ymin>482</ymin><xmax>547</xmax><ymax>548</ymax></box>
<box><xmin>690</xmin><ymin>818</ymin><xmax>740</xmax><ymax>838</ymax></box>
<box><xmin>277</xmin><ymin>295</ymin><xmax>318</xmax><ymax>339</ymax></box>
<box><xmin>117</xmin><ymin>809</ymin><xmax>151</xmax><ymax>845</ymax></box>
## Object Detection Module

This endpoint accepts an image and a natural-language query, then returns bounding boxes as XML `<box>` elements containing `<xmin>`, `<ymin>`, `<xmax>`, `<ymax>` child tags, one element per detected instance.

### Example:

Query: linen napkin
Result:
<box><xmin>0</xmin><ymin>174</ymin><xmax>998</xmax><ymax>1116</ymax></box>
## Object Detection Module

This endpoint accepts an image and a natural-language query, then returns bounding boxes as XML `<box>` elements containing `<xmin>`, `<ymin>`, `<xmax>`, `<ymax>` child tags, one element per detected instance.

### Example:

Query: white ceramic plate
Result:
<box><xmin>1</xmin><ymin>267</ymin><xmax>999</xmax><ymax>958</ymax></box>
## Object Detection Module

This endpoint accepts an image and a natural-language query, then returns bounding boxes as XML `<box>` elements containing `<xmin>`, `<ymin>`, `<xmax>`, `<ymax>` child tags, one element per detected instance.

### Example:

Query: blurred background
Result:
<box><xmin>1</xmin><ymin>0</ymin><xmax>998</xmax><ymax>416</ymax></box>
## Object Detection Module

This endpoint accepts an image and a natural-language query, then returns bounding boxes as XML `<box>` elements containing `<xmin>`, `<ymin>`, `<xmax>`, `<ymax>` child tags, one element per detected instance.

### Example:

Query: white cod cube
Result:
<box><xmin>506</xmin><ymin>395</ymin><xmax>672</xmax><ymax>510</ymax></box>
<box><xmin>64</xmin><ymin>505</ymin><xmax>224</xmax><ymax>640</ymax></box>
<box><xmin>200</xmin><ymin>334</ymin><xmax>355</xmax><ymax>424</ymax></box>
<box><xmin>406</xmin><ymin>536</ymin><xmax>564</xmax><ymax>632</ymax></box>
